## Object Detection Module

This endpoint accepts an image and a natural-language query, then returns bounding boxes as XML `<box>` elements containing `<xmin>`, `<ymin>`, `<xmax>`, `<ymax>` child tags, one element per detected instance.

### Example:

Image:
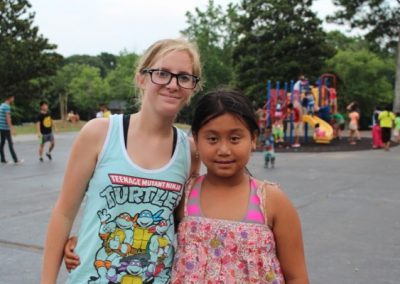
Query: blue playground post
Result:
<box><xmin>266</xmin><ymin>80</ymin><xmax>271</xmax><ymax>127</ymax></box>
<box><xmin>288</xmin><ymin>80</ymin><xmax>294</xmax><ymax>145</ymax></box>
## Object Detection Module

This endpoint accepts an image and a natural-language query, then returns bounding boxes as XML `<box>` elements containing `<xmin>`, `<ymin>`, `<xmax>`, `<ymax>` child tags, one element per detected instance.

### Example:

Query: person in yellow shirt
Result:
<box><xmin>378</xmin><ymin>104</ymin><xmax>395</xmax><ymax>151</ymax></box>
<box><xmin>102</xmin><ymin>105</ymin><xmax>111</xmax><ymax>118</ymax></box>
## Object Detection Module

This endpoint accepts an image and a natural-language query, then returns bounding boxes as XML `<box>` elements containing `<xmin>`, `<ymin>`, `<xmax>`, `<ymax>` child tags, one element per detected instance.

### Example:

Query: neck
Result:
<box><xmin>132</xmin><ymin>110</ymin><xmax>175</xmax><ymax>136</ymax></box>
<box><xmin>203</xmin><ymin>171</ymin><xmax>250</xmax><ymax>190</ymax></box>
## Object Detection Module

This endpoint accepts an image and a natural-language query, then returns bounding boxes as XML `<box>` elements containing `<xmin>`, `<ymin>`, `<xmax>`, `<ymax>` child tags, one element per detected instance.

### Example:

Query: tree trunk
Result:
<box><xmin>394</xmin><ymin>29</ymin><xmax>400</xmax><ymax>113</ymax></box>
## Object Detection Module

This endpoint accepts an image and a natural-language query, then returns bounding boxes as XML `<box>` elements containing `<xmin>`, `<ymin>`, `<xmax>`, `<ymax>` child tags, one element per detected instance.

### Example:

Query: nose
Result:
<box><xmin>166</xmin><ymin>75</ymin><xmax>179</xmax><ymax>89</ymax></box>
<box><xmin>217</xmin><ymin>141</ymin><xmax>231</xmax><ymax>155</ymax></box>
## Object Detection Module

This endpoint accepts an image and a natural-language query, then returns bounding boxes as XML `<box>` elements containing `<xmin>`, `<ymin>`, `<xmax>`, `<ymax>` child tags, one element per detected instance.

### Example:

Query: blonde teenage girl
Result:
<box><xmin>41</xmin><ymin>38</ymin><xmax>202</xmax><ymax>284</ymax></box>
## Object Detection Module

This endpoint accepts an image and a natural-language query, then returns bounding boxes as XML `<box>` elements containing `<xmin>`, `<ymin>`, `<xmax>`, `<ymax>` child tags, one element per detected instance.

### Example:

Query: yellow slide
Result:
<box><xmin>302</xmin><ymin>115</ymin><xmax>333</xmax><ymax>144</ymax></box>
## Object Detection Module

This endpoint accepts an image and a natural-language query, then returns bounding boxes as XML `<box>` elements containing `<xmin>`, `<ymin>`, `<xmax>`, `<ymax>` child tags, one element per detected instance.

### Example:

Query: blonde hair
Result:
<box><xmin>135</xmin><ymin>38</ymin><xmax>203</xmax><ymax>96</ymax></box>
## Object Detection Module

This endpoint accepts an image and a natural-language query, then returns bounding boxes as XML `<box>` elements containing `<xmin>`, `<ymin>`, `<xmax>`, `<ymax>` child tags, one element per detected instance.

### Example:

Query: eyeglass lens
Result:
<box><xmin>149</xmin><ymin>70</ymin><xmax>198</xmax><ymax>89</ymax></box>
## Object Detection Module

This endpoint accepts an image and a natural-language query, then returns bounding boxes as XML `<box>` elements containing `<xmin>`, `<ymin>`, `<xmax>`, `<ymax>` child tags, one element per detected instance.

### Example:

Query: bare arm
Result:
<box><xmin>40</xmin><ymin>119</ymin><xmax>108</xmax><ymax>284</ymax></box>
<box><xmin>6</xmin><ymin>112</ymin><xmax>15</xmax><ymax>135</ymax></box>
<box><xmin>266</xmin><ymin>184</ymin><xmax>309</xmax><ymax>284</ymax></box>
<box><xmin>36</xmin><ymin>121</ymin><xmax>41</xmax><ymax>137</ymax></box>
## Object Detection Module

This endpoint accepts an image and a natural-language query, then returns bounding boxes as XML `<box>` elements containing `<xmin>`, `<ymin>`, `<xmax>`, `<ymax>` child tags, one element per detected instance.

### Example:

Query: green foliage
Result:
<box><xmin>233</xmin><ymin>0</ymin><xmax>335</xmax><ymax>103</ymax></box>
<box><xmin>0</xmin><ymin>0</ymin><xmax>61</xmax><ymax>108</ymax></box>
<box><xmin>328</xmin><ymin>0</ymin><xmax>400</xmax><ymax>112</ymax></box>
<box><xmin>328</xmin><ymin>0</ymin><xmax>400</xmax><ymax>51</ymax></box>
<box><xmin>69</xmin><ymin>65</ymin><xmax>110</xmax><ymax>118</ymax></box>
<box><xmin>64</xmin><ymin>53</ymin><xmax>117</xmax><ymax>78</ymax></box>
<box><xmin>105</xmin><ymin>51</ymin><xmax>139</xmax><ymax>113</ymax></box>
<box><xmin>327</xmin><ymin>47</ymin><xmax>395</xmax><ymax>127</ymax></box>
<box><xmin>179</xmin><ymin>0</ymin><xmax>240</xmax><ymax>123</ymax></box>
<box><xmin>182</xmin><ymin>0</ymin><xmax>238</xmax><ymax>91</ymax></box>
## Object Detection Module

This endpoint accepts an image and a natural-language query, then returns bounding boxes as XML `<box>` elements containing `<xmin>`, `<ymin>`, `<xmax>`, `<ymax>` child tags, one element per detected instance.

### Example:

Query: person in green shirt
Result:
<box><xmin>378</xmin><ymin>104</ymin><xmax>395</xmax><ymax>151</ymax></box>
<box><xmin>332</xmin><ymin>112</ymin><xmax>345</xmax><ymax>140</ymax></box>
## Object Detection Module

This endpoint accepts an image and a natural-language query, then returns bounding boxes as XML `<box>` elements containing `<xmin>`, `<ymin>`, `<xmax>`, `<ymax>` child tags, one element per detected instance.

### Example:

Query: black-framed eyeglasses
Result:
<box><xmin>141</xmin><ymin>69</ymin><xmax>200</xmax><ymax>90</ymax></box>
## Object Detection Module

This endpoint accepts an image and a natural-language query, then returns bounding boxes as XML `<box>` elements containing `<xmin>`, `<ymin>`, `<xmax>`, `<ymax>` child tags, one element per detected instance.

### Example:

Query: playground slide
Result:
<box><xmin>302</xmin><ymin>115</ymin><xmax>333</xmax><ymax>144</ymax></box>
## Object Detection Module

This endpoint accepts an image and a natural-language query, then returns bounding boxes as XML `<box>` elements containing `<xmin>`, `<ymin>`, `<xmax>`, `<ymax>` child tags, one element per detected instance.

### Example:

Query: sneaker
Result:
<box><xmin>292</xmin><ymin>143</ymin><xmax>301</xmax><ymax>148</ymax></box>
<box><xmin>1</xmin><ymin>160</ymin><xmax>11</xmax><ymax>165</ymax></box>
<box><xmin>46</xmin><ymin>152</ymin><xmax>52</xmax><ymax>160</ymax></box>
<box><xmin>14</xmin><ymin>159</ymin><xmax>24</xmax><ymax>165</ymax></box>
<box><xmin>39</xmin><ymin>157</ymin><xmax>44</xmax><ymax>162</ymax></box>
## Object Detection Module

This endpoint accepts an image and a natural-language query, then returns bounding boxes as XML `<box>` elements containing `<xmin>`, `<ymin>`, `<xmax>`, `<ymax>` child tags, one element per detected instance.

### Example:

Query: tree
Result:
<box><xmin>64</xmin><ymin>53</ymin><xmax>117</xmax><ymax>78</ymax></box>
<box><xmin>0</xmin><ymin>0</ymin><xmax>61</xmax><ymax>110</ymax></box>
<box><xmin>233</xmin><ymin>0</ymin><xmax>335</xmax><ymax>102</ymax></box>
<box><xmin>327</xmin><ymin>47</ymin><xmax>395</xmax><ymax>127</ymax></box>
<box><xmin>45</xmin><ymin>63</ymin><xmax>86</xmax><ymax>120</ymax></box>
<box><xmin>182</xmin><ymin>0</ymin><xmax>239</xmax><ymax>91</ymax></box>
<box><xmin>179</xmin><ymin>0</ymin><xmax>239</xmax><ymax>123</ymax></box>
<box><xmin>327</xmin><ymin>0</ymin><xmax>400</xmax><ymax>111</ymax></box>
<box><xmin>106</xmin><ymin>51</ymin><xmax>139</xmax><ymax>111</ymax></box>
<box><xmin>68</xmin><ymin>65</ymin><xmax>110</xmax><ymax>119</ymax></box>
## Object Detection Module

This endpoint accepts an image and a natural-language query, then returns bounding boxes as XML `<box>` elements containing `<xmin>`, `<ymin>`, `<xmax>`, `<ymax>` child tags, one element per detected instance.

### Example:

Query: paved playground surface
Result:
<box><xmin>0</xmin><ymin>131</ymin><xmax>399</xmax><ymax>283</ymax></box>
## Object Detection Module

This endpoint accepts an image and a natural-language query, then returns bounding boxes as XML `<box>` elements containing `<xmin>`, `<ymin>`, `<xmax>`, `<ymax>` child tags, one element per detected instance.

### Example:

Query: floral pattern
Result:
<box><xmin>171</xmin><ymin>216</ymin><xmax>284</xmax><ymax>283</ymax></box>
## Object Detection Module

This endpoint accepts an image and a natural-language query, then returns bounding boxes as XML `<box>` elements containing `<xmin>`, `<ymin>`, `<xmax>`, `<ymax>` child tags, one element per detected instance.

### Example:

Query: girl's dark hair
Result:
<box><xmin>191</xmin><ymin>88</ymin><xmax>259</xmax><ymax>136</ymax></box>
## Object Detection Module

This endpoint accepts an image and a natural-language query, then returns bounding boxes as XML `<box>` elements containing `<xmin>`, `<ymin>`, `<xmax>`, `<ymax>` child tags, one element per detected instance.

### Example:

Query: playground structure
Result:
<box><xmin>264</xmin><ymin>74</ymin><xmax>338</xmax><ymax>145</ymax></box>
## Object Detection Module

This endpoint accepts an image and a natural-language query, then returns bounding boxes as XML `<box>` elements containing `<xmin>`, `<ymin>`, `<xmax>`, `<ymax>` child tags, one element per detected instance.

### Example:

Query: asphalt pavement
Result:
<box><xmin>0</xmin><ymin>131</ymin><xmax>399</xmax><ymax>283</ymax></box>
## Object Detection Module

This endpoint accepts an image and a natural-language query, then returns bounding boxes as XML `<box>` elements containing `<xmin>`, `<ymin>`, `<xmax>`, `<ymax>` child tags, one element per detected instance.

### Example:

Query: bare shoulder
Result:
<box><xmin>77</xmin><ymin>118</ymin><xmax>109</xmax><ymax>142</ymax></box>
<box><xmin>254</xmin><ymin>179</ymin><xmax>295</xmax><ymax>226</ymax></box>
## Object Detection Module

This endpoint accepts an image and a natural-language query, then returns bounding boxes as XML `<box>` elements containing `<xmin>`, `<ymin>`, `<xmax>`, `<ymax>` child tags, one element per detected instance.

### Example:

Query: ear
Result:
<box><xmin>192</xmin><ymin>133</ymin><xmax>198</xmax><ymax>144</ymax></box>
<box><xmin>136</xmin><ymin>73</ymin><xmax>146</xmax><ymax>89</ymax></box>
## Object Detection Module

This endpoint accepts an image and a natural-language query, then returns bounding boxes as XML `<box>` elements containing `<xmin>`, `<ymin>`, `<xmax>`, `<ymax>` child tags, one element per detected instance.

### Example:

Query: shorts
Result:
<box><xmin>264</xmin><ymin>151</ymin><xmax>275</xmax><ymax>159</ymax></box>
<box><xmin>349</xmin><ymin>123</ymin><xmax>358</xmax><ymax>131</ymax></box>
<box><xmin>293</xmin><ymin>122</ymin><xmax>302</xmax><ymax>136</ymax></box>
<box><xmin>381</xmin><ymin>127</ymin><xmax>391</xmax><ymax>143</ymax></box>
<box><xmin>40</xmin><ymin>133</ymin><xmax>54</xmax><ymax>145</ymax></box>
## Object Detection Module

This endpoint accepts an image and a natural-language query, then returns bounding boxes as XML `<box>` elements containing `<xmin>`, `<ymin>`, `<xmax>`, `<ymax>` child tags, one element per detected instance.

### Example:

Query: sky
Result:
<box><xmin>29</xmin><ymin>0</ymin><xmax>350</xmax><ymax>57</ymax></box>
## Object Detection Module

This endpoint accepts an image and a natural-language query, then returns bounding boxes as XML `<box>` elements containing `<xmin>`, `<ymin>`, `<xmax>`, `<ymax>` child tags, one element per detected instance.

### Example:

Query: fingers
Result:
<box><xmin>64</xmin><ymin>236</ymin><xmax>80</xmax><ymax>272</ymax></box>
<box><xmin>65</xmin><ymin>257</ymin><xmax>80</xmax><ymax>272</ymax></box>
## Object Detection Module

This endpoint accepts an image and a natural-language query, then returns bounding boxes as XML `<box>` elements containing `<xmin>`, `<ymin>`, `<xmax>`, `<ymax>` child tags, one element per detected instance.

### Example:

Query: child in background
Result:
<box><xmin>263</xmin><ymin>126</ymin><xmax>276</xmax><ymax>168</ymax></box>
<box><xmin>305</xmin><ymin>91</ymin><xmax>315</xmax><ymax>114</ymax></box>
<box><xmin>172</xmin><ymin>89</ymin><xmax>308</xmax><ymax>283</ymax></box>
<box><xmin>394</xmin><ymin>112</ymin><xmax>400</xmax><ymax>143</ymax></box>
<box><xmin>371</xmin><ymin>106</ymin><xmax>384</xmax><ymax>149</ymax></box>
<box><xmin>36</xmin><ymin>101</ymin><xmax>57</xmax><ymax>162</ymax></box>
<box><xmin>314</xmin><ymin>123</ymin><xmax>326</xmax><ymax>138</ymax></box>
<box><xmin>348</xmin><ymin>103</ymin><xmax>360</xmax><ymax>145</ymax></box>
<box><xmin>332</xmin><ymin>112</ymin><xmax>345</xmax><ymax>140</ymax></box>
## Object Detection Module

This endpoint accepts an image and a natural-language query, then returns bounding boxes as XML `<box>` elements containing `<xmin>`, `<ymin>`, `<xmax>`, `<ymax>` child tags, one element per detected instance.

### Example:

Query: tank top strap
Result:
<box><xmin>255</xmin><ymin>179</ymin><xmax>279</xmax><ymax>225</ymax></box>
<box><xmin>184</xmin><ymin>175</ymin><xmax>205</xmax><ymax>217</ymax></box>
<box><xmin>242</xmin><ymin>177</ymin><xmax>265</xmax><ymax>224</ymax></box>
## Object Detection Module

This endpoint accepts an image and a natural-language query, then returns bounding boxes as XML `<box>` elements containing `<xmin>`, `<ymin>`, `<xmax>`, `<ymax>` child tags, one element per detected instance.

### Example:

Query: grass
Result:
<box><xmin>15</xmin><ymin>120</ymin><xmax>87</xmax><ymax>135</ymax></box>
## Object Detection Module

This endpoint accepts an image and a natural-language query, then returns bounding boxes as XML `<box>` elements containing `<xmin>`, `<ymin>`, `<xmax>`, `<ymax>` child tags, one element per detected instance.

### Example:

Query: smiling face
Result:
<box><xmin>136</xmin><ymin>50</ymin><xmax>195</xmax><ymax>118</ymax></box>
<box><xmin>195</xmin><ymin>113</ymin><xmax>257</xmax><ymax>179</ymax></box>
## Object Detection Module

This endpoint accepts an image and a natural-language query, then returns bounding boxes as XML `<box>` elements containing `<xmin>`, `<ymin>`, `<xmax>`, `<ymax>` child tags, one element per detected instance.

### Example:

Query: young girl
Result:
<box><xmin>172</xmin><ymin>89</ymin><xmax>308</xmax><ymax>283</ymax></box>
<box><xmin>347</xmin><ymin>103</ymin><xmax>360</xmax><ymax>145</ymax></box>
<box><xmin>314</xmin><ymin>123</ymin><xmax>326</xmax><ymax>138</ymax></box>
<box><xmin>263</xmin><ymin>126</ymin><xmax>276</xmax><ymax>168</ymax></box>
<box><xmin>41</xmin><ymin>38</ymin><xmax>202</xmax><ymax>284</ymax></box>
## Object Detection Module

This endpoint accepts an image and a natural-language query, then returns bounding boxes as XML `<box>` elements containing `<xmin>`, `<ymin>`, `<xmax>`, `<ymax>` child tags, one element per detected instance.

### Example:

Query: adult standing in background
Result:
<box><xmin>378</xmin><ymin>104</ymin><xmax>395</xmax><ymax>151</ymax></box>
<box><xmin>0</xmin><ymin>95</ymin><xmax>23</xmax><ymax>165</ymax></box>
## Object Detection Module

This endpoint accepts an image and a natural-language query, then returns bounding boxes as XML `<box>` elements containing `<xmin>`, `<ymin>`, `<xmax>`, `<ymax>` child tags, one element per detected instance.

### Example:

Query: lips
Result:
<box><xmin>160</xmin><ymin>93</ymin><xmax>181</xmax><ymax>100</ymax></box>
<box><xmin>215</xmin><ymin>160</ymin><xmax>234</xmax><ymax>164</ymax></box>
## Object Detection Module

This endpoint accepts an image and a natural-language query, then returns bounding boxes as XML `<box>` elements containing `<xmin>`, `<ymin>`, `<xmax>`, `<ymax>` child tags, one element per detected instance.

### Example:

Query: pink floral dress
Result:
<box><xmin>171</xmin><ymin>175</ymin><xmax>285</xmax><ymax>283</ymax></box>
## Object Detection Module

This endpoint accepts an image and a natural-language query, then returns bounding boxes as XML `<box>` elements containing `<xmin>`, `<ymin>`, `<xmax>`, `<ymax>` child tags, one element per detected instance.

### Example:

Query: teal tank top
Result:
<box><xmin>68</xmin><ymin>114</ymin><xmax>190</xmax><ymax>284</ymax></box>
